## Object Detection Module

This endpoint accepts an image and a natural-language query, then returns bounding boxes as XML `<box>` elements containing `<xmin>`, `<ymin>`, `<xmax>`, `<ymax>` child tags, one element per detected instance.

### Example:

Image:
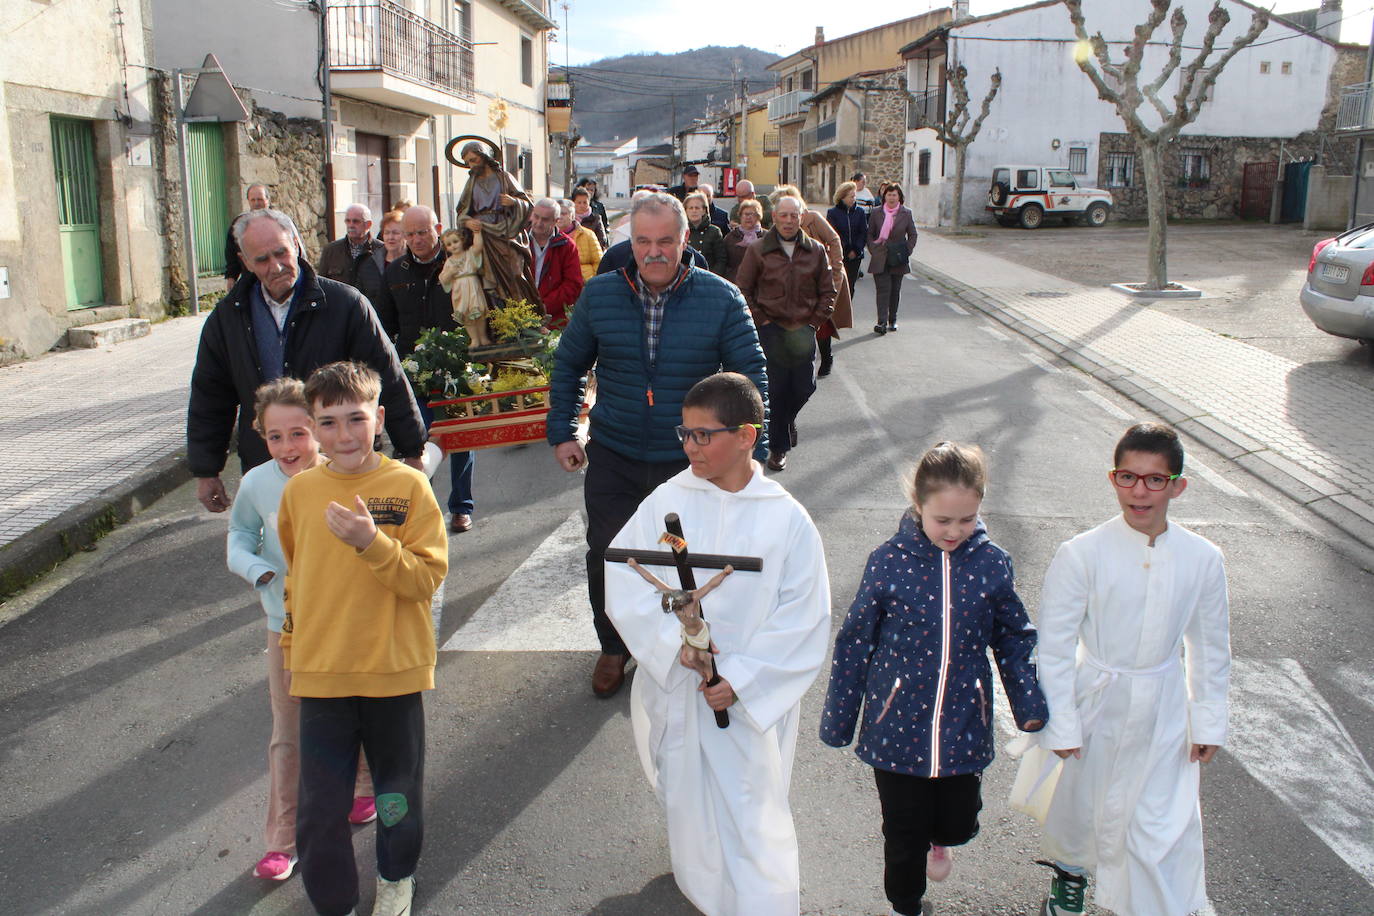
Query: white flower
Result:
<box><xmin>402</xmin><ymin>359</ymin><xmax>419</xmax><ymax>373</ymax></box>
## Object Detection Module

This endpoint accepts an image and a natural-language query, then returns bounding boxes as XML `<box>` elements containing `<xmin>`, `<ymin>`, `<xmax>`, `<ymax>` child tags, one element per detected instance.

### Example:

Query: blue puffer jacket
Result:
<box><xmin>820</xmin><ymin>513</ymin><xmax>1048</xmax><ymax>777</ymax></box>
<box><xmin>548</xmin><ymin>263</ymin><xmax>769</xmax><ymax>462</ymax></box>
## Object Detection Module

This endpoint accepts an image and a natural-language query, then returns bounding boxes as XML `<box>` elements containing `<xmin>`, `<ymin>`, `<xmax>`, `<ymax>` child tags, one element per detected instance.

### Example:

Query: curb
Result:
<box><xmin>0</xmin><ymin>450</ymin><xmax>192</xmax><ymax>599</ymax></box>
<box><xmin>911</xmin><ymin>261</ymin><xmax>1374</xmax><ymax>550</ymax></box>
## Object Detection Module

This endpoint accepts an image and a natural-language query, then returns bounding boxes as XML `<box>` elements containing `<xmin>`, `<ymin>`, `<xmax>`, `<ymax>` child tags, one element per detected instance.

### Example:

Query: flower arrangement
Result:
<box><xmin>401</xmin><ymin>326</ymin><xmax>472</xmax><ymax>399</ymax></box>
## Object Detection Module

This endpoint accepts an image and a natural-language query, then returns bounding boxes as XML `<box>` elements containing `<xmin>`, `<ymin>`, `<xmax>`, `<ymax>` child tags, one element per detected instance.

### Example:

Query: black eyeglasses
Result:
<box><xmin>674</xmin><ymin>424</ymin><xmax>761</xmax><ymax>446</ymax></box>
<box><xmin>1110</xmin><ymin>469</ymin><xmax>1181</xmax><ymax>491</ymax></box>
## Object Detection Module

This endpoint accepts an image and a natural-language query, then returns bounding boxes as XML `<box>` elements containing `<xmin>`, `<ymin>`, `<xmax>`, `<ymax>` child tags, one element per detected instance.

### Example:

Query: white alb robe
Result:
<box><xmin>605</xmin><ymin>465</ymin><xmax>831</xmax><ymax>916</ymax></box>
<box><xmin>1010</xmin><ymin>515</ymin><xmax>1230</xmax><ymax>916</ymax></box>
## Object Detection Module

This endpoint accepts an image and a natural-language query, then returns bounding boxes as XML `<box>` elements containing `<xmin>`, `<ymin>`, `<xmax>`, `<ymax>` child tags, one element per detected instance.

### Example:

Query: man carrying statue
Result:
<box><xmin>451</xmin><ymin>140</ymin><xmax>543</xmax><ymax>313</ymax></box>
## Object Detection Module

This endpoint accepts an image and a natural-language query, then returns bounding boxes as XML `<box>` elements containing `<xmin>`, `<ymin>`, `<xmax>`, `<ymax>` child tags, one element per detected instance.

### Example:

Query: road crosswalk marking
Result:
<box><xmin>440</xmin><ymin>512</ymin><xmax>599</xmax><ymax>653</ymax></box>
<box><xmin>944</xmin><ymin>301</ymin><xmax>970</xmax><ymax>316</ymax></box>
<box><xmin>978</xmin><ymin>325</ymin><xmax>1011</xmax><ymax>342</ymax></box>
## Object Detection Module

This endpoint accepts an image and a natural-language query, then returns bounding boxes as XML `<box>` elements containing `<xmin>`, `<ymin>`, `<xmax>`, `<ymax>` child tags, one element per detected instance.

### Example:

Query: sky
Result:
<box><xmin>551</xmin><ymin>0</ymin><xmax>1374</xmax><ymax>67</ymax></box>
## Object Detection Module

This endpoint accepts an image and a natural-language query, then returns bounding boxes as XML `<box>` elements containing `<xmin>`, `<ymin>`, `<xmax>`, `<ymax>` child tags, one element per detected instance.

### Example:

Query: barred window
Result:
<box><xmin>1069</xmin><ymin>147</ymin><xmax>1088</xmax><ymax>174</ymax></box>
<box><xmin>1180</xmin><ymin>149</ymin><xmax>1210</xmax><ymax>187</ymax></box>
<box><xmin>1106</xmin><ymin>152</ymin><xmax>1134</xmax><ymax>188</ymax></box>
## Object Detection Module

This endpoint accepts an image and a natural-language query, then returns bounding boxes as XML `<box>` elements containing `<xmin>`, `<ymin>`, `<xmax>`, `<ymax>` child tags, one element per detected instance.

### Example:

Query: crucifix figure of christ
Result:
<box><xmin>604</xmin><ymin>513</ymin><xmax>764</xmax><ymax>729</ymax></box>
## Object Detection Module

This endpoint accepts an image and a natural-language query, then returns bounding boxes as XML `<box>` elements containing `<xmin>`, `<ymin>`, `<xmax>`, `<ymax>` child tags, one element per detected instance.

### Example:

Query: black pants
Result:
<box><xmin>874</xmin><ymin>272</ymin><xmax>904</xmax><ymax>326</ymax></box>
<box><xmin>298</xmin><ymin>694</ymin><xmax>426</xmax><ymax>916</ymax></box>
<box><xmin>757</xmin><ymin>322</ymin><xmax>817</xmax><ymax>457</ymax></box>
<box><xmin>585</xmin><ymin>439</ymin><xmax>689</xmax><ymax>655</ymax></box>
<box><xmin>873</xmin><ymin>768</ymin><xmax>982</xmax><ymax>916</ymax></box>
<box><xmin>843</xmin><ymin>256</ymin><xmax>862</xmax><ymax>296</ymax></box>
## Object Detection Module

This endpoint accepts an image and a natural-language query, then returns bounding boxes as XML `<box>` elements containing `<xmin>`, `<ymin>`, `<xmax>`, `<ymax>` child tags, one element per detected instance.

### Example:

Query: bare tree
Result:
<box><xmin>1064</xmin><ymin>0</ymin><xmax>1267</xmax><ymax>289</ymax></box>
<box><xmin>911</xmin><ymin>64</ymin><xmax>1001</xmax><ymax>231</ymax></box>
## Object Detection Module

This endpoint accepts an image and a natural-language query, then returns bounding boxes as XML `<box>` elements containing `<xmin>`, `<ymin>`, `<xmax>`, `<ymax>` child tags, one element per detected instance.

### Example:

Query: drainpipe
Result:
<box><xmin>319</xmin><ymin>0</ymin><xmax>335</xmax><ymax>241</ymax></box>
<box><xmin>173</xmin><ymin>70</ymin><xmax>200</xmax><ymax>314</ymax></box>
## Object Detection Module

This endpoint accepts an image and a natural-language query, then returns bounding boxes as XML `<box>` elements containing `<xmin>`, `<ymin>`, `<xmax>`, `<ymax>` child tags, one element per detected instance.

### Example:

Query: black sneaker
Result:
<box><xmin>874</xmin><ymin>324</ymin><xmax>887</xmax><ymax>335</ymax></box>
<box><xmin>888</xmin><ymin>323</ymin><xmax>899</xmax><ymax>332</ymax></box>
<box><xmin>1037</xmin><ymin>860</ymin><xmax>1087</xmax><ymax>914</ymax></box>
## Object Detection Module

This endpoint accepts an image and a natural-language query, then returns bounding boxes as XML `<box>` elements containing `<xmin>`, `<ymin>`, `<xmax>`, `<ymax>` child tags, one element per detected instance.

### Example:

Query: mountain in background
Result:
<box><xmin>563</xmin><ymin>46</ymin><xmax>780</xmax><ymax>146</ymax></box>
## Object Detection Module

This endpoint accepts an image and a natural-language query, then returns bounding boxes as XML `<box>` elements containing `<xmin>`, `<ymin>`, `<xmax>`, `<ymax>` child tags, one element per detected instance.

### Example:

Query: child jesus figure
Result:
<box><xmin>605</xmin><ymin>372</ymin><xmax>831</xmax><ymax>916</ymax></box>
<box><xmin>438</xmin><ymin>219</ymin><xmax>491</xmax><ymax>347</ymax></box>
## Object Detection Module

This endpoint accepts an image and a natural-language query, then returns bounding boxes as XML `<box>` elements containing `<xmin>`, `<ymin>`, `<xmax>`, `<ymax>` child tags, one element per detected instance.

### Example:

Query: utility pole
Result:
<box><xmin>670</xmin><ymin>95</ymin><xmax>677</xmax><ymax>174</ymax></box>
<box><xmin>738</xmin><ymin>78</ymin><xmax>748</xmax><ymax>182</ymax></box>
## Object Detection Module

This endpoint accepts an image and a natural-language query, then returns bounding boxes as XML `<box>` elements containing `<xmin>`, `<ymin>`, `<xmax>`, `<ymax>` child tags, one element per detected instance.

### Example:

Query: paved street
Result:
<box><xmin>2</xmin><ymin>276</ymin><xmax>1372</xmax><ymax>915</ymax></box>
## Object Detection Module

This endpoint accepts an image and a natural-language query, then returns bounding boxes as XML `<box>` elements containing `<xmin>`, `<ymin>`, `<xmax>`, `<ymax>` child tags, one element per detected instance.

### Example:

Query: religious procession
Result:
<box><xmin>5</xmin><ymin>1</ymin><xmax>1374</xmax><ymax>916</ymax></box>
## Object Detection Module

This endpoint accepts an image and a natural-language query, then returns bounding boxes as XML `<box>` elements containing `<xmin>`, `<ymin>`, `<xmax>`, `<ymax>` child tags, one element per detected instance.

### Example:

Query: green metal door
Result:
<box><xmin>51</xmin><ymin>117</ymin><xmax>104</xmax><ymax>309</ymax></box>
<box><xmin>187</xmin><ymin>123</ymin><xmax>229</xmax><ymax>277</ymax></box>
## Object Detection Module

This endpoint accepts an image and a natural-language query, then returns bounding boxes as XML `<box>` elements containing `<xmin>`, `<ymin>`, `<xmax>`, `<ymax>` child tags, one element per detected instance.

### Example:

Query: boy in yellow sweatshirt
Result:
<box><xmin>279</xmin><ymin>361</ymin><xmax>448</xmax><ymax>916</ymax></box>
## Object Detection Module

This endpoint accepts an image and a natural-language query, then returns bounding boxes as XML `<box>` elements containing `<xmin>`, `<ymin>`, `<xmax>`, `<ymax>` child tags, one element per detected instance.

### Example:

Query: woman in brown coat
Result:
<box><xmin>772</xmin><ymin>185</ymin><xmax>853</xmax><ymax>378</ymax></box>
<box><xmin>733</xmin><ymin>196</ymin><xmax>837</xmax><ymax>472</ymax></box>
<box><xmin>866</xmin><ymin>183</ymin><xmax>919</xmax><ymax>334</ymax></box>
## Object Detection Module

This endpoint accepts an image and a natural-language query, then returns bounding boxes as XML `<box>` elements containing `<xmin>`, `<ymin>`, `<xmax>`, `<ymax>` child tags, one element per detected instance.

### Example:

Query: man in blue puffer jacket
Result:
<box><xmin>548</xmin><ymin>192</ymin><xmax>770</xmax><ymax>699</ymax></box>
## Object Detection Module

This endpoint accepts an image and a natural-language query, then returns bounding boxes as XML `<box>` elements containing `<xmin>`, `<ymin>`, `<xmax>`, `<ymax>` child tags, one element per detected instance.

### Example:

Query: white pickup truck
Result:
<box><xmin>986</xmin><ymin>165</ymin><xmax>1113</xmax><ymax>229</ymax></box>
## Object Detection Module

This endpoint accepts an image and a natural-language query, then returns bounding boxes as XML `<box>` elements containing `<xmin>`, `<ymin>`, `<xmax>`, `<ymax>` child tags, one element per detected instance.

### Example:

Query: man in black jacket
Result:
<box><xmin>317</xmin><ymin>203</ymin><xmax>381</xmax><ymax>290</ymax></box>
<box><xmin>223</xmin><ymin>183</ymin><xmax>271</xmax><ymax>283</ymax></box>
<box><xmin>188</xmin><ymin>209</ymin><xmax>427</xmax><ymax>513</ymax></box>
<box><xmin>666</xmin><ymin>164</ymin><xmax>701</xmax><ymax>202</ymax></box>
<box><xmin>374</xmin><ymin>205</ymin><xmax>477</xmax><ymax>533</ymax></box>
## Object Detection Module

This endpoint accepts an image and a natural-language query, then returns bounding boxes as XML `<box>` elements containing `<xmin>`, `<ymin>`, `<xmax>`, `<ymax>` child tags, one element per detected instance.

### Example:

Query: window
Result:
<box><xmin>1186</xmin><ymin>67</ymin><xmax>1213</xmax><ymax>106</ymax></box>
<box><xmin>1281</xmin><ymin>61</ymin><xmax>1292</xmax><ymax>75</ymax></box>
<box><xmin>1069</xmin><ymin>147</ymin><xmax>1088</xmax><ymax>174</ymax></box>
<box><xmin>1106</xmin><ymin>152</ymin><xmax>1134</xmax><ymax>188</ymax></box>
<box><xmin>520</xmin><ymin>146</ymin><xmax>534</xmax><ymax>189</ymax></box>
<box><xmin>1016</xmin><ymin>168</ymin><xmax>1039</xmax><ymax>190</ymax></box>
<box><xmin>453</xmin><ymin>0</ymin><xmax>471</xmax><ymax>40</ymax></box>
<box><xmin>786</xmin><ymin>76</ymin><xmax>794</xmax><ymax>93</ymax></box>
<box><xmin>918</xmin><ymin>149</ymin><xmax>931</xmax><ymax>185</ymax></box>
<box><xmin>801</xmin><ymin>70</ymin><xmax>813</xmax><ymax>91</ymax></box>
<box><xmin>1048</xmin><ymin>169</ymin><xmax>1076</xmax><ymax>188</ymax></box>
<box><xmin>520</xmin><ymin>34</ymin><xmax>533</xmax><ymax>86</ymax></box>
<box><xmin>1180</xmin><ymin>149</ymin><xmax>1210</xmax><ymax>187</ymax></box>
<box><xmin>1260</xmin><ymin>60</ymin><xmax>1271</xmax><ymax>74</ymax></box>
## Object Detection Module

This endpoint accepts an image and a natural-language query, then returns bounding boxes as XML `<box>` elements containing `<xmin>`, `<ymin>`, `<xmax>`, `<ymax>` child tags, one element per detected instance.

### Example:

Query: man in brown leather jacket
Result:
<box><xmin>733</xmin><ymin>195</ymin><xmax>835</xmax><ymax>471</ymax></box>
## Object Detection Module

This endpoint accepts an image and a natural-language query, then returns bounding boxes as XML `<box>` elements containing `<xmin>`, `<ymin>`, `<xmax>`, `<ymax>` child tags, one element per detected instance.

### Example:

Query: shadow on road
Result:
<box><xmin>588</xmin><ymin>872</ymin><xmax>696</xmax><ymax>914</ymax></box>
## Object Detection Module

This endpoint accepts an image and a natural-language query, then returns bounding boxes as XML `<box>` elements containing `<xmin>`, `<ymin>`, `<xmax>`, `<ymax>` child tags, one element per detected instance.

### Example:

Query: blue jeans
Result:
<box><xmin>417</xmin><ymin>401</ymin><xmax>475</xmax><ymax>516</ymax></box>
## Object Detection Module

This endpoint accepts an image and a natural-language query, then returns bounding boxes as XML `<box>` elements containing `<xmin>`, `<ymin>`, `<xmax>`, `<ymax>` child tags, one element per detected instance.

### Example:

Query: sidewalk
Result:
<box><xmin>0</xmin><ymin>314</ymin><xmax>207</xmax><ymax>595</ymax></box>
<box><xmin>912</xmin><ymin>233</ymin><xmax>1374</xmax><ymax>546</ymax></box>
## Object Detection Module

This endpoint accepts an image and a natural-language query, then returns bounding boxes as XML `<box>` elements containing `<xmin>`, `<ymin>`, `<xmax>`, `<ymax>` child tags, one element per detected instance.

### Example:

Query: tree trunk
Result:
<box><xmin>1138</xmin><ymin>137</ymin><xmax>1168</xmax><ymax>289</ymax></box>
<box><xmin>951</xmin><ymin>143</ymin><xmax>967</xmax><ymax>231</ymax></box>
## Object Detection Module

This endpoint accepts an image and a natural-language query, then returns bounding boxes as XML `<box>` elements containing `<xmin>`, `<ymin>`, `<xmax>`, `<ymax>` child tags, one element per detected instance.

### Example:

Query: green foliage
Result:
<box><xmin>401</xmin><ymin>326</ymin><xmax>473</xmax><ymax>398</ymax></box>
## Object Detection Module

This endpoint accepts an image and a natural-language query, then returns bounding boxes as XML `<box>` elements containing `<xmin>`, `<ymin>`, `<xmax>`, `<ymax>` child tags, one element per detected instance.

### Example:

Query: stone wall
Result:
<box><xmin>1096</xmin><ymin>130</ymin><xmax>1352</xmax><ymax>221</ymax></box>
<box><xmin>857</xmin><ymin>71</ymin><xmax>908</xmax><ymax>189</ymax></box>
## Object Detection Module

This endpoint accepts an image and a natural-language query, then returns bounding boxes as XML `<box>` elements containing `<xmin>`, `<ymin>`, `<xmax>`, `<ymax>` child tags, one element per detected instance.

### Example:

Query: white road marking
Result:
<box><xmin>978</xmin><ymin>325</ymin><xmax>1011</xmax><ymax>342</ymax></box>
<box><xmin>1077</xmin><ymin>389</ymin><xmax>1131</xmax><ymax>420</ymax></box>
<box><xmin>944</xmin><ymin>301</ymin><xmax>970</xmax><ymax>316</ymax></box>
<box><xmin>921</xmin><ymin>285</ymin><xmax>941</xmax><ymax>296</ymax></box>
<box><xmin>1187</xmin><ymin>458</ymin><xmax>1249</xmax><ymax>498</ymax></box>
<box><xmin>1021</xmin><ymin>351</ymin><xmax>1060</xmax><ymax>374</ymax></box>
<box><xmin>440</xmin><ymin>512</ymin><xmax>599</xmax><ymax>652</ymax></box>
<box><xmin>1227</xmin><ymin>657</ymin><xmax>1374</xmax><ymax>887</ymax></box>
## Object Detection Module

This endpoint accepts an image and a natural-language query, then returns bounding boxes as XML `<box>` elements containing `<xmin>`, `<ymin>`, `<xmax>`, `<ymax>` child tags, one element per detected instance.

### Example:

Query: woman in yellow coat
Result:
<box><xmin>557</xmin><ymin>198</ymin><xmax>603</xmax><ymax>280</ymax></box>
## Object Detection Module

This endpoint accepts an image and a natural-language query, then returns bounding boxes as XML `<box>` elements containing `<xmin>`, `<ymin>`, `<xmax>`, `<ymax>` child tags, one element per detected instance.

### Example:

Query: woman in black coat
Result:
<box><xmin>685</xmin><ymin>192</ymin><xmax>727</xmax><ymax>276</ymax></box>
<box><xmin>866</xmin><ymin>183</ymin><xmax>919</xmax><ymax>334</ymax></box>
<box><xmin>826</xmin><ymin>180</ymin><xmax>868</xmax><ymax>297</ymax></box>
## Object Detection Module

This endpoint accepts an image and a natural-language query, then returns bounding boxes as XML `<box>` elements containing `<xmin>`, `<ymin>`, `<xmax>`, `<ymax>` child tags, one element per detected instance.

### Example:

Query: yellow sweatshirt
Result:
<box><xmin>278</xmin><ymin>455</ymin><xmax>448</xmax><ymax>698</ymax></box>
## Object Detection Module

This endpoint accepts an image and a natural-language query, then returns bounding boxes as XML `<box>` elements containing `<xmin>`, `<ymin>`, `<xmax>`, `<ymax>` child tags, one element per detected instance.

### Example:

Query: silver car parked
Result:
<box><xmin>1301</xmin><ymin>222</ymin><xmax>1374</xmax><ymax>349</ymax></box>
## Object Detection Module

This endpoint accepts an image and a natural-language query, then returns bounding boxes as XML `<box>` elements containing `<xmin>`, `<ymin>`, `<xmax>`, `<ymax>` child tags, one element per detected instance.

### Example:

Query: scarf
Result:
<box><xmin>877</xmin><ymin>202</ymin><xmax>900</xmax><ymax>243</ymax></box>
<box><xmin>735</xmin><ymin>226</ymin><xmax>764</xmax><ymax>246</ymax></box>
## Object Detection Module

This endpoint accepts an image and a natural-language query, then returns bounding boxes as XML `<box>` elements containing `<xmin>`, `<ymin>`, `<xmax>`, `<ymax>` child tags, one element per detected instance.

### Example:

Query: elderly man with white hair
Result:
<box><xmin>528</xmin><ymin>196</ymin><xmax>583</xmax><ymax>326</ymax></box>
<box><xmin>188</xmin><ymin>207</ymin><xmax>426</xmax><ymax>512</ymax></box>
<box><xmin>548</xmin><ymin>191</ymin><xmax>769</xmax><ymax>699</ymax></box>
<box><xmin>317</xmin><ymin>203</ymin><xmax>381</xmax><ymax>290</ymax></box>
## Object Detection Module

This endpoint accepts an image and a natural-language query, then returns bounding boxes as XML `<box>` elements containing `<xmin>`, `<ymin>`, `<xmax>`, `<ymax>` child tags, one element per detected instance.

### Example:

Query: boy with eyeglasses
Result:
<box><xmin>1010</xmin><ymin>422</ymin><xmax>1230</xmax><ymax>916</ymax></box>
<box><xmin>604</xmin><ymin>372</ymin><xmax>831</xmax><ymax>916</ymax></box>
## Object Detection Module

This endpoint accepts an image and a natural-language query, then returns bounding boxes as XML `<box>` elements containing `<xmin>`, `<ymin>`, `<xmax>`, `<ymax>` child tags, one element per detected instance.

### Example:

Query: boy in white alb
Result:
<box><xmin>605</xmin><ymin>372</ymin><xmax>831</xmax><ymax>916</ymax></box>
<box><xmin>1011</xmin><ymin>422</ymin><xmax>1230</xmax><ymax>916</ymax></box>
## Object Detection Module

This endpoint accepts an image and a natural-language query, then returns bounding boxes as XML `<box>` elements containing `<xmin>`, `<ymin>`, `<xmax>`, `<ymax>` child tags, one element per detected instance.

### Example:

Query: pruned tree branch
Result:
<box><xmin>914</xmin><ymin>63</ymin><xmax>1001</xmax><ymax>150</ymax></box>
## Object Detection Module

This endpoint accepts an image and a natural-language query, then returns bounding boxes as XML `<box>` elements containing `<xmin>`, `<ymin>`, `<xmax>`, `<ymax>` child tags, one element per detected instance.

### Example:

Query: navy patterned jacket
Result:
<box><xmin>820</xmin><ymin>513</ymin><xmax>1048</xmax><ymax>777</ymax></box>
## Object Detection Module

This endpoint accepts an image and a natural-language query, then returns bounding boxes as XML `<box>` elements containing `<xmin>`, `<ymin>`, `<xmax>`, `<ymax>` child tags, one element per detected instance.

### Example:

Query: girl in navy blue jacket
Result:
<box><xmin>821</xmin><ymin>442</ymin><xmax>1048</xmax><ymax>916</ymax></box>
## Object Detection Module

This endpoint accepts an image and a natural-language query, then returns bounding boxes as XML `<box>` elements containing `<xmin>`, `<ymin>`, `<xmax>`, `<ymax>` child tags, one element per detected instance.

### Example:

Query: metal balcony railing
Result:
<box><xmin>768</xmin><ymin>89</ymin><xmax>811</xmax><ymax>122</ymax></box>
<box><xmin>328</xmin><ymin>0</ymin><xmax>475</xmax><ymax>101</ymax></box>
<box><xmin>800</xmin><ymin>118</ymin><xmax>837</xmax><ymax>154</ymax></box>
<box><xmin>1337</xmin><ymin>81</ymin><xmax>1374</xmax><ymax>131</ymax></box>
<box><xmin>762</xmin><ymin>131</ymin><xmax>780</xmax><ymax>155</ymax></box>
<box><xmin>908</xmin><ymin>89</ymin><xmax>941</xmax><ymax>129</ymax></box>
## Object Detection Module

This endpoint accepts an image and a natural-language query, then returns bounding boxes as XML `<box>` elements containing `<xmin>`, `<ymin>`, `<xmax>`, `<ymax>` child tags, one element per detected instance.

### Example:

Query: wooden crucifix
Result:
<box><xmin>604</xmin><ymin>513</ymin><xmax>764</xmax><ymax>729</ymax></box>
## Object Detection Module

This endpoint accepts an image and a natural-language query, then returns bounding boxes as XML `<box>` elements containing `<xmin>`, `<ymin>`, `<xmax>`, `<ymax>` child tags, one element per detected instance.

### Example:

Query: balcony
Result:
<box><xmin>768</xmin><ymin>89</ymin><xmax>811</xmax><ymax>123</ymax></box>
<box><xmin>1337</xmin><ymin>81</ymin><xmax>1374</xmax><ymax>131</ymax></box>
<box><xmin>328</xmin><ymin>0</ymin><xmax>475</xmax><ymax>115</ymax></box>
<box><xmin>800</xmin><ymin>118</ymin><xmax>837</xmax><ymax>154</ymax></box>
<box><xmin>907</xmin><ymin>89</ymin><xmax>942</xmax><ymax>130</ymax></box>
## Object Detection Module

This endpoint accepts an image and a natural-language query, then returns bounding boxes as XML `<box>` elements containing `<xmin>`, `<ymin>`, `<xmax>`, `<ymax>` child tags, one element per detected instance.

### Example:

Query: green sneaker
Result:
<box><xmin>1036</xmin><ymin>860</ymin><xmax>1087</xmax><ymax>915</ymax></box>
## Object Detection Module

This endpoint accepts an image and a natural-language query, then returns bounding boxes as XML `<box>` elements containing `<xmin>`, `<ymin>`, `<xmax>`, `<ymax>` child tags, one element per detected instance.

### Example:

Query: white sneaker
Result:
<box><xmin>372</xmin><ymin>874</ymin><xmax>415</xmax><ymax>916</ymax></box>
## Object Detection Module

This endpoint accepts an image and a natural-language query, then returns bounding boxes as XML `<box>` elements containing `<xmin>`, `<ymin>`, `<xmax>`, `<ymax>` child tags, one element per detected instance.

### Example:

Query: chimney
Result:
<box><xmin>815</xmin><ymin>27</ymin><xmax>824</xmax><ymax>46</ymax></box>
<box><xmin>1317</xmin><ymin>0</ymin><xmax>1342</xmax><ymax>41</ymax></box>
<box><xmin>954</xmin><ymin>0</ymin><xmax>970</xmax><ymax>19</ymax></box>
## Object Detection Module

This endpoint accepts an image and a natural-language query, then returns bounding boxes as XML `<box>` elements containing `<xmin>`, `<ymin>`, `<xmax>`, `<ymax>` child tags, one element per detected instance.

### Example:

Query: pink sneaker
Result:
<box><xmin>253</xmin><ymin>851</ymin><xmax>297</xmax><ymax>881</ymax></box>
<box><xmin>348</xmin><ymin>795</ymin><xmax>377</xmax><ymax>825</ymax></box>
<box><xmin>926</xmin><ymin>844</ymin><xmax>953</xmax><ymax>882</ymax></box>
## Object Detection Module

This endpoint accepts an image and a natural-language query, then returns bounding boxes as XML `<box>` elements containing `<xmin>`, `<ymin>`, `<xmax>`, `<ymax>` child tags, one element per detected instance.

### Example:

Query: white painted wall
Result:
<box><xmin>906</xmin><ymin>0</ymin><xmax>1339</xmax><ymax>224</ymax></box>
